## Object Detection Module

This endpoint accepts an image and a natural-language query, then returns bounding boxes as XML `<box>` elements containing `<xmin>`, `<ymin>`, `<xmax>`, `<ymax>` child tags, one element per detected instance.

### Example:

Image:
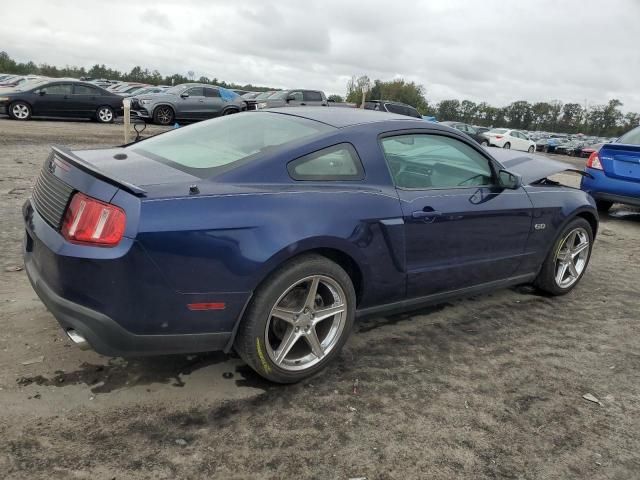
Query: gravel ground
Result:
<box><xmin>1</xmin><ymin>118</ymin><xmax>639</xmax><ymax>480</ymax></box>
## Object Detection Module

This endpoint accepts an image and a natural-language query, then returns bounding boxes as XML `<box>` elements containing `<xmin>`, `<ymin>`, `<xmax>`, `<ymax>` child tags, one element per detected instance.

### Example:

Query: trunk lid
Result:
<box><xmin>599</xmin><ymin>143</ymin><xmax>640</xmax><ymax>182</ymax></box>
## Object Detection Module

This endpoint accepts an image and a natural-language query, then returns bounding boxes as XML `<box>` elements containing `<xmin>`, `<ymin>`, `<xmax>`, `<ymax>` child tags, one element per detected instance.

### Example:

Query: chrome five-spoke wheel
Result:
<box><xmin>11</xmin><ymin>103</ymin><xmax>30</xmax><ymax>120</ymax></box>
<box><xmin>554</xmin><ymin>227</ymin><xmax>590</xmax><ymax>288</ymax></box>
<box><xmin>97</xmin><ymin>107</ymin><xmax>114</xmax><ymax>123</ymax></box>
<box><xmin>265</xmin><ymin>275</ymin><xmax>347</xmax><ymax>371</ymax></box>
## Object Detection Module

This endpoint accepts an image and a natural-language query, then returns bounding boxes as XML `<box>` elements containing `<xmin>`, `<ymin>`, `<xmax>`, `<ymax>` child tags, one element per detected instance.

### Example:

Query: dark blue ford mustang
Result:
<box><xmin>23</xmin><ymin>108</ymin><xmax>598</xmax><ymax>383</ymax></box>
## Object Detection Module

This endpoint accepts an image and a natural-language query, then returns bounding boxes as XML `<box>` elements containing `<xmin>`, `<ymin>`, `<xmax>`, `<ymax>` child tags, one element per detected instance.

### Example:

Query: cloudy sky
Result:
<box><xmin>3</xmin><ymin>0</ymin><xmax>640</xmax><ymax>111</ymax></box>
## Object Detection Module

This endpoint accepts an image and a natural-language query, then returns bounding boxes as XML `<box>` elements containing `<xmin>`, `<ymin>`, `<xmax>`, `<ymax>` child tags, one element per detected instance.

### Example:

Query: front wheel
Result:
<box><xmin>528</xmin><ymin>145</ymin><xmax>535</xmax><ymax>153</ymax></box>
<box><xmin>234</xmin><ymin>254</ymin><xmax>356</xmax><ymax>383</ymax></box>
<box><xmin>534</xmin><ymin>217</ymin><xmax>593</xmax><ymax>295</ymax></box>
<box><xmin>503</xmin><ymin>142</ymin><xmax>511</xmax><ymax>149</ymax></box>
<box><xmin>153</xmin><ymin>105</ymin><xmax>175</xmax><ymax>125</ymax></box>
<box><xmin>9</xmin><ymin>101</ymin><xmax>31</xmax><ymax>120</ymax></box>
<box><xmin>480</xmin><ymin>140</ymin><xmax>489</xmax><ymax>146</ymax></box>
<box><xmin>96</xmin><ymin>106</ymin><xmax>114</xmax><ymax>123</ymax></box>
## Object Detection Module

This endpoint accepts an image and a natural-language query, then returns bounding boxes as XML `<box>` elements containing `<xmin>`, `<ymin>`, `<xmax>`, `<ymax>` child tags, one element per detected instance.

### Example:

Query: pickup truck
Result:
<box><xmin>581</xmin><ymin>125</ymin><xmax>640</xmax><ymax>211</ymax></box>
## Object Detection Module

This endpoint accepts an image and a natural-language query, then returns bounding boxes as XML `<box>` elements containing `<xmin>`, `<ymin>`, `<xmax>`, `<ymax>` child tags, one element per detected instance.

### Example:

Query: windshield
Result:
<box><xmin>255</xmin><ymin>91</ymin><xmax>276</xmax><ymax>100</ymax></box>
<box><xmin>617</xmin><ymin>126</ymin><xmax>640</xmax><ymax>145</ymax></box>
<box><xmin>129</xmin><ymin>112</ymin><xmax>335</xmax><ymax>177</ymax></box>
<box><xmin>19</xmin><ymin>79</ymin><xmax>49</xmax><ymax>92</ymax></box>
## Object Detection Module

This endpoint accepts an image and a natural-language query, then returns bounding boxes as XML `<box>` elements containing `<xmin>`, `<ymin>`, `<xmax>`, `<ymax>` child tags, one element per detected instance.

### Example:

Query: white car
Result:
<box><xmin>485</xmin><ymin>128</ymin><xmax>536</xmax><ymax>153</ymax></box>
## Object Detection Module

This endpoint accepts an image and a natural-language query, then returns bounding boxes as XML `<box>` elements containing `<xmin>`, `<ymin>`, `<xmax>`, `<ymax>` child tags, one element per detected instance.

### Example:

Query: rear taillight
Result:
<box><xmin>495</xmin><ymin>135</ymin><xmax>503</xmax><ymax>140</ymax></box>
<box><xmin>586</xmin><ymin>151</ymin><xmax>603</xmax><ymax>170</ymax></box>
<box><xmin>62</xmin><ymin>193</ymin><xmax>126</xmax><ymax>247</ymax></box>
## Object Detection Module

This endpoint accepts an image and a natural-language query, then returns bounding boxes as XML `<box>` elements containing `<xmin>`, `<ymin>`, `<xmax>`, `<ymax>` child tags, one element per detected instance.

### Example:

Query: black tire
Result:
<box><xmin>8</xmin><ymin>101</ymin><xmax>31</xmax><ymax>121</ymax></box>
<box><xmin>528</xmin><ymin>146</ymin><xmax>535</xmax><ymax>153</ymax></box>
<box><xmin>234</xmin><ymin>254</ymin><xmax>356</xmax><ymax>383</ymax></box>
<box><xmin>153</xmin><ymin>105</ymin><xmax>175</xmax><ymax>125</ymax></box>
<box><xmin>222</xmin><ymin>108</ymin><xmax>239</xmax><ymax>116</ymax></box>
<box><xmin>534</xmin><ymin>217</ymin><xmax>593</xmax><ymax>296</ymax></box>
<box><xmin>503</xmin><ymin>142</ymin><xmax>511</xmax><ymax>149</ymax></box>
<box><xmin>595</xmin><ymin>200</ymin><xmax>613</xmax><ymax>212</ymax></box>
<box><xmin>95</xmin><ymin>105</ymin><xmax>115</xmax><ymax>123</ymax></box>
<box><xmin>480</xmin><ymin>140</ymin><xmax>489</xmax><ymax>146</ymax></box>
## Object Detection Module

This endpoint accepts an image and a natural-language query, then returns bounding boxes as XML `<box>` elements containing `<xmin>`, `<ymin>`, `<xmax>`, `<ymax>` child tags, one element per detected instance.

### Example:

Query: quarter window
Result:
<box><xmin>73</xmin><ymin>85</ymin><xmax>100</xmax><ymax>95</ymax></box>
<box><xmin>204</xmin><ymin>88</ymin><xmax>221</xmax><ymax>98</ymax></box>
<box><xmin>288</xmin><ymin>143</ymin><xmax>364</xmax><ymax>180</ymax></box>
<box><xmin>288</xmin><ymin>91</ymin><xmax>303</xmax><ymax>101</ymax></box>
<box><xmin>381</xmin><ymin>134</ymin><xmax>494</xmax><ymax>189</ymax></box>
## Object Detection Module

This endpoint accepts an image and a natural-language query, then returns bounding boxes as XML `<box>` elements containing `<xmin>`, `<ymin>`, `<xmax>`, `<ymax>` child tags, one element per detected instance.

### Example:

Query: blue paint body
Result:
<box><xmin>23</xmin><ymin>108</ymin><xmax>598</xmax><ymax>356</ymax></box>
<box><xmin>580</xmin><ymin>126</ymin><xmax>640</xmax><ymax>207</ymax></box>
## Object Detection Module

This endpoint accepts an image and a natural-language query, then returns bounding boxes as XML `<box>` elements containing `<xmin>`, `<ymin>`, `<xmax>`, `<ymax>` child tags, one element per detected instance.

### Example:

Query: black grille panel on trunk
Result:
<box><xmin>31</xmin><ymin>161</ymin><xmax>74</xmax><ymax>230</ymax></box>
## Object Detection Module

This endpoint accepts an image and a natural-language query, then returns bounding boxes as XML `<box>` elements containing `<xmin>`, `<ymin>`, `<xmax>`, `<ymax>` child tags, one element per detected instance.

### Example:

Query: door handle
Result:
<box><xmin>300</xmin><ymin>103</ymin><xmax>306</xmax><ymax>106</ymax></box>
<box><xmin>412</xmin><ymin>207</ymin><xmax>441</xmax><ymax>220</ymax></box>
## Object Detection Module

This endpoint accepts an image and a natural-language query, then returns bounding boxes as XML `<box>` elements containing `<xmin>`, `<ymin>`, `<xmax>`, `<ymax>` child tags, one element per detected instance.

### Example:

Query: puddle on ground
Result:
<box><xmin>16</xmin><ymin>352</ymin><xmax>231</xmax><ymax>394</ymax></box>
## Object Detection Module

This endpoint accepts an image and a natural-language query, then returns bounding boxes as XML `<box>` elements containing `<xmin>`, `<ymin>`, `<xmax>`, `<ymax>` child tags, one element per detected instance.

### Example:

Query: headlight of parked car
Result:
<box><xmin>139</xmin><ymin>99</ymin><xmax>154</xmax><ymax>105</ymax></box>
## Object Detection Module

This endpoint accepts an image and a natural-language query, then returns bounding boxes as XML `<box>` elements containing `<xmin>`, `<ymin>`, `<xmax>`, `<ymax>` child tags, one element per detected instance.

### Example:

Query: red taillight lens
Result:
<box><xmin>495</xmin><ymin>135</ymin><xmax>503</xmax><ymax>140</ymax></box>
<box><xmin>62</xmin><ymin>193</ymin><xmax>126</xmax><ymax>246</ymax></box>
<box><xmin>586</xmin><ymin>151</ymin><xmax>603</xmax><ymax>170</ymax></box>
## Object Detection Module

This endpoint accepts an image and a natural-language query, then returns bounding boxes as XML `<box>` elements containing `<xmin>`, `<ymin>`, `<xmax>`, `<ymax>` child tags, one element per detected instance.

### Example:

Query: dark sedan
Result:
<box><xmin>23</xmin><ymin>108</ymin><xmax>597</xmax><ymax>383</ymax></box>
<box><xmin>439</xmin><ymin>121</ymin><xmax>490</xmax><ymax>146</ymax></box>
<box><xmin>0</xmin><ymin>80</ymin><xmax>124</xmax><ymax>122</ymax></box>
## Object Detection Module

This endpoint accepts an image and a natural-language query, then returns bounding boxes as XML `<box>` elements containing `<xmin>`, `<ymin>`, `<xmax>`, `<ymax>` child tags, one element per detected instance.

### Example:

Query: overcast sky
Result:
<box><xmin>3</xmin><ymin>0</ymin><xmax>639</xmax><ymax>111</ymax></box>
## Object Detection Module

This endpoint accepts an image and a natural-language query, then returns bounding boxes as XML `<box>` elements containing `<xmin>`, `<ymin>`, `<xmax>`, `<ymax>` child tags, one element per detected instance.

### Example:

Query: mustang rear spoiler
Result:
<box><xmin>52</xmin><ymin>146</ymin><xmax>147</xmax><ymax>197</ymax></box>
<box><xmin>491</xmin><ymin>149</ymin><xmax>593</xmax><ymax>184</ymax></box>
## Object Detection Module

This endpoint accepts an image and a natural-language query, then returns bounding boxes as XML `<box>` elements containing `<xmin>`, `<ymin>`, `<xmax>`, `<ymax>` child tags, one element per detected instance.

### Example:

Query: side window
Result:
<box><xmin>288</xmin><ymin>91</ymin><xmax>303</xmax><ymax>101</ymax></box>
<box><xmin>381</xmin><ymin>134</ymin><xmax>494</xmax><ymax>189</ymax></box>
<box><xmin>385</xmin><ymin>103</ymin><xmax>405</xmax><ymax>115</ymax></box>
<box><xmin>73</xmin><ymin>85</ymin><xmax>99</xmax><ymax>95</ymax></box>
<box><xmin>303</xmin><ymin>90</ymin><xmax>323</xmax><ymax>102</ymax></box>
<box><xmin>288</xmin><ymin>143</ymin><xmax>364</xmax><ymax>180</ymax></box>
<box><xmin>44</xmin><ymin>84</ymin><xmax>73</xmax><ymax>95</ymax></box>
<box><xmin>407</xmin><ymin>107</ymin><xmax>422</xmax><ymax>118</ymax></box>
<box><xmin>204</xmin><ymin>88</ymin><xmax>221</xmax><ymax>98</ymax></box>
<box><xmin>186</xmin><ymin>87</ymin><xmax>204</xmax><ymax>97</ymax></box>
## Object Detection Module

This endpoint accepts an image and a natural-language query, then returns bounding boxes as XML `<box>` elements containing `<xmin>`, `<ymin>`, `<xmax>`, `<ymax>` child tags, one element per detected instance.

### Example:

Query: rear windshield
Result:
<box><xmin>490</xmin><ymin>128</ymin><xmax>508</xmax><ymax>134</ymax></box>
<box><xmin>129</xmin><ymin>112</ymin><xmax>335</xmax><ymax>177</ymax></box>
<box><xmin>617</xmin><ymin>126</ymin><xmax>640</xmax><ymax>145</ymax></box>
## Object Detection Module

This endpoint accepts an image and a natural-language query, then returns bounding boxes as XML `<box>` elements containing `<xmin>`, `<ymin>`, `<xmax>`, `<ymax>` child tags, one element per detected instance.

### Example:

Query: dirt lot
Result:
<box><xmin>1</xmin><ymin>118</ymin><xmax>639</xmax><ymax>480</ymax></box>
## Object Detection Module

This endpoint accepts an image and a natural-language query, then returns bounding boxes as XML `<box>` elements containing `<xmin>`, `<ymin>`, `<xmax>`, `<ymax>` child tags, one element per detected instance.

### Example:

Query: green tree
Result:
<box><xmin>328</xmin><ymin>94</ymin><xmax>343</xmax><ymax>103</ymax></box>
<box><xmin>437</xmin><ymin>100</ymin><xmax>461</xmax><ymax>121</ymax></box>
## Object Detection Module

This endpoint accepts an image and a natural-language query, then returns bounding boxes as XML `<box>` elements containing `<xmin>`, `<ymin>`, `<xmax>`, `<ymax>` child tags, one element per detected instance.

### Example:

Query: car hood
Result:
<box><xmin>489</xmin><ymin>148</ymin><xmax>580</xmax><ymax>184</ymax></box>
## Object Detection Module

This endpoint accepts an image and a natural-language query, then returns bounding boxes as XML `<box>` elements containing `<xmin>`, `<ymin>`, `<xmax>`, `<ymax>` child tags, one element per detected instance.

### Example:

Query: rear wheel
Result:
<box><xmin>222</xmin><ymin>108</ymin><xmax>239</xmax><ymax>116</ymax></box>
<box><xmin>9</xmin><ymin>101</ymin><xmax>31</xmax><ymax>120</ymax></box>
<box><xmin>596</xmin><ymin>200</ymin><xmax>613</xmax><ymax>212</ymax></box>
<box><xmin>95</xmin><ymin>106</ymin><xmax>114</xmax><ymax>123</ymax></box>
<box><xmin>528</xmin><ymin>145</ymin><xmax>535</xmax><ymax>153</ymax></box>
<box><xmin>503</xmin><ymin>142</ymin><xmax>511</xmax><ymax>149</ymax></box>
<box><xmin>234</xmin><ymin>254</ymin><xmax>355</xmax><ymax>383</ymax></box>
<box><xmin>480</xmin><ymin>139</ymin><xmax>489</xmax><ymax>146</ymax></box>
<box><xmin>153</xmin><ymin>105</ymin><xmax>174</xmax><ymax>125</ymax></box>
<box><xmin>534</xmin><ymin>217</ymin><xmax>593</xmax><ymax>295</ymax></box>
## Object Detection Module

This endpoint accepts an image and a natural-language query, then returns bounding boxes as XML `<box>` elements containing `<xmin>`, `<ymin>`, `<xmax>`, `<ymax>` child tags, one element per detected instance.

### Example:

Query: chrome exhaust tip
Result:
<box><xmin>66</xmin><ymin>329</ymin><xmax>90</xmax><ymax>350</ymax></box>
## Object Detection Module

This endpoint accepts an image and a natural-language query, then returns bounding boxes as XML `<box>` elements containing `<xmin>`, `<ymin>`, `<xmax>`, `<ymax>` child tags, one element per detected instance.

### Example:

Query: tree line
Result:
<box><xmin>0</xmin><ymin>51</ymin><xmax>274</xmax><ymax>93</ymax></box>
<box><xmin>2</xmin><ymin>52</ymin><xmax>637</xmax><ymax>137</ymax></box>
<box><xmin>346</xmin><ymin>75</ymin><xmax>639</xmax><ymax>137</ymax></box>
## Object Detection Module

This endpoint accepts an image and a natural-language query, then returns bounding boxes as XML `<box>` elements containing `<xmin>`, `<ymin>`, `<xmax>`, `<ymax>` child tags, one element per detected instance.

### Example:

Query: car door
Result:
<box><xmin>379</xmin><ymin>131</ymin><xmax>533</xmax><ymax>298</ymax></box>
<box><xmin>203</xmin><ymin>87</ymin><xmax>224</xmax><ymax>118</ymax></box>
<box><xmin>36</xmin><ymin>83</ymin><xmax>74</xmax><ymax>117</ymax></box>
<box><xmin>513</xmin><ymin>131</ymin><xmax>527</xmax><ymax>151</ymax></box>
<box><xmin>72</xmin><ymin>84</ymin><xmax>102</xmax><ymax>116</ymax></box>
<box><xmin>178</xmin><ymin>86</ymin><xmax>205</xmax><ymax>119</ymax></box>
<box><xmin>302</xmin><ymin>90</ymin><xmax>326</xmax><ymax>106</ymax></box>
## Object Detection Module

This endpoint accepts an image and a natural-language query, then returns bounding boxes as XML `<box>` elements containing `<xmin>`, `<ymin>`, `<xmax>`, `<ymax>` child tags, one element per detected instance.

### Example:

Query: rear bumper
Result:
<box><xmin>25</xmin><ymin>252</ymin><xmax>231</xmax><ymax>357</ymax></box>
<box><xmin>581</xmin><ymin>168</ymin><xmax>640</xmax><ymax>206</ymax></box>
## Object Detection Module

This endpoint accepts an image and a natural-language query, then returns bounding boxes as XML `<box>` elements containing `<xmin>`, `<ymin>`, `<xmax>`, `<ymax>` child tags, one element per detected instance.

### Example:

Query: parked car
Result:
<box><xmin>23</xmin><ymin>107</ymin><xmax>597</xmax><ymax>383</ymax></box>
<box><xmin>439</xmin><ymin>121</ymin><xmax>490</xmax><ymax>145</ymax></box>
<box><xmin>131</xmin><ymin>83</ymin><xmax>248</xmax><ymax>125</ymax></box>
<box><xmin>485</xmin><ymin>129</ymin><xmax>536</xmax><ymax>152</ymax></box>
<box><xmin>581</xmin><ymin>125</ymin><xmax>640</xmax><ymax>212</ymax></box>
<box><xmin>580</xmin><ymin>143</ymin><xmax>603</xmax><ymax>158</ymax></box>
<box><xmin>364</xmin><ymin>100</ymin><xmax>422</xmax><ymax>118</ymax></box>
<box><xmin>0</xmin><ymin>75</ymin><xmax>45</xmax><ymax>88</ymax></box>
<box><xmin>0</xmin><ymin>79</ymin><xmax>124</xmax><ymax>122</ymax></box>
<box><xmin>256</xmin><ymin>89</ymin><xmax>328</xmax><ymax>109</ymax></box>
<box><xmin>474</xmin><ymin>126</ymin><xmax>491</xmax><ymax>135</ymax></box>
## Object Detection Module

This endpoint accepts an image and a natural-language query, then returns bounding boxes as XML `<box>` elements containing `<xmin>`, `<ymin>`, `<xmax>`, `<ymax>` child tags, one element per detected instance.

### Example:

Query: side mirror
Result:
<box><xmin>498</xmin><ymin>169</ymin><xmax>522</xmax><ymax>190</ymax></box>
<box><xmin>38</xmin><ymin>89</ymin><xmax>46</xmax><ymax>96</ymax></box>
<box><xmin>180</xmin><ymin>92</ymin><xmax>189</xmax><ymax>98</ymax></box>
<box><xmin>286</xmin><ymin>94</ymin><xmax>295</xmax><ymax>102</ymax></box>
